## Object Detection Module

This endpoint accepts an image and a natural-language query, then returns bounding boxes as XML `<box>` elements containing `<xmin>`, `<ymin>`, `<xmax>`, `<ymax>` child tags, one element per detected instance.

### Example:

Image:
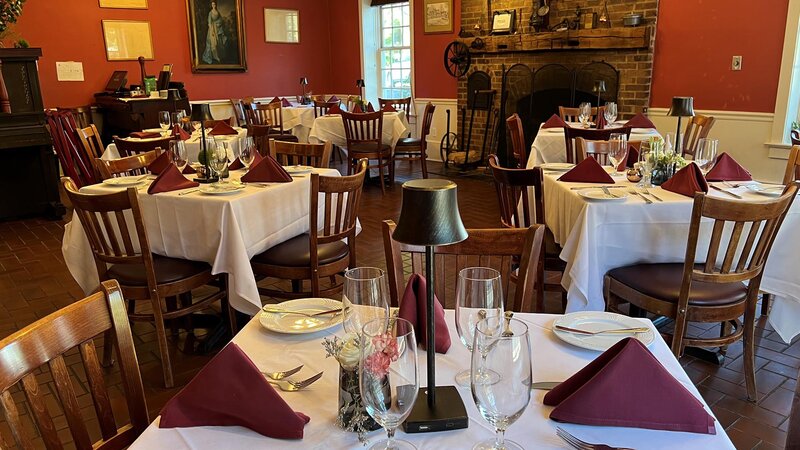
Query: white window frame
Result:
<box><xmin>377</xmin><ymin>3</ymin><xmax>413</xmax><ymax>100</ymax></box>
<box><xmin>768</xmin><ymin>0</ymin><xmax>800</xmax><ymax>155</ymax></box>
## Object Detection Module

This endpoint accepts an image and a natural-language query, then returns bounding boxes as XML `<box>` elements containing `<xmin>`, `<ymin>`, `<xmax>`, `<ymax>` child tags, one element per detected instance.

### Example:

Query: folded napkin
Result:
<box><xmin>171</xmin><ymin>125</ymin><xmax>191</xmax><ymax>141</ymax></box>
<box><xmin>160</xmin><ymin>343</ymin><xmax>310</xmax><ymax>439</ymax></box>
<box><xmin>241</xmin><ymin>154</ymin><xmax>292</xmax><ymax>183</ymax></box>
<box><xmin>660</xmin><ymin>162</ymin><xmax>709</xmax><ymax>197</ymax></box>
<box><xmin>147</xmin><ymin>164</ymin><xmax>199</xmax><ymax>194</ymax></box>
<box><xmin>227</xmin><ymin>151</ymin><xmax>262</xmax><ymax>170</ymax></box>
<box><xmin>351</xmin><ymin>104</ymin><xmax>363</xmax><ymax>113</ymax></box>
<box><xmin>624</xmin><ymin>113</ymin><xmax>656</xmax><ymax>129</ymax></box>
<box><xmin>616</xmin><ymin>145</ymin><xmax>639</xmax><ymax>171</ymax></box>
<box><xmin>182</xmin><ymin>165</ymin><xmax>197</xmax><ymax>174</ymax></box>
<box><xmin>559</xmin><ymin>157</ymin><xmax>614</xmax><ymax>183</ymax></box>
<box><xmin>366</xmin><ymin>102</ymin><xmax>375</xmax><ymax>112</ymax></box>
<box><xmin>704</xmin><ymin>152</ymin><xmax>752</xmax><ymax>182</ymax></box>
<box><xmin>270</xmin><ymin>96</ymin><xmax>281</xmax><ymax>104</ymax></box>
<box><xmin>209</xmin><ymin>121</ymin><xmax>238</xmax><ymax>136</ymax></box>
<box><xmin>148</xmin><ymin>151</ymin><xmax>171</xmax><ymax>175</ymax></box>
<box><xmin>595</xmin><ymin>113</ymin><xmax>607</xmax><ymax>130</ymax></box>
<box><xmin>382</xmin><ymin>104</ymin><xmax>396</xmax><ymax>112</ymax></box>
<box><xmin>397</xmin><ymin>274</ymin><xmax>451</xmax><ymax>353</ymax></box>
<box><xmin>328</xmin><ymin>95</ymin><xmax>340</xmax><ymax>103</ymax></box>
<box><xmin>544</xmin><ymin>338</ymin><xmax>716</xmax><ymax>434</ymax></box>
<box><xmin>327</xmin><ymin>103</ymin><xmax>344</xmax><ymax>115</ymax></box>
<box><xmin>542</xmin><ymin>114</ymin><xmax>568</xmax><ymax>129</ymax></box>
<box><xmin>281</xmin><ymin>97</ymin><xmax>292</xmax><ymax>107</ymax></box>
<box><xmin>129</xmin><ymin>131</ymin><xmax>161</xmax><ymax>139</ymax></box>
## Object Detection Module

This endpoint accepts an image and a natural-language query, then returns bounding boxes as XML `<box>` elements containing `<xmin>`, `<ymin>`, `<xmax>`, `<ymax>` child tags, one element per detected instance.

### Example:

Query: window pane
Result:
<box><xmin>382</xmin><ymin>8</ymin><xmax>392</xmax><ymax>28</ymax></box>
<box><xmin>383</xmin><ymin>29</ymin><xmax>392</xmax><ymax>47</ymax></box>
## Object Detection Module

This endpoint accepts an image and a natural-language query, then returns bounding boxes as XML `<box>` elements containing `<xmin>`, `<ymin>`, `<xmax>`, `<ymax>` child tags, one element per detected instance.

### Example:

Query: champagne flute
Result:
<box><xmin>343</xmin><ymin>268</ymin><xmax>390</xmax><ymax>336</ymax></box>
<box><xmin>604</xmin><ymin>102</ymin><xmax>617</xmax><ymax>124</ymax></box>
<box><xmin>360</xmin><ymin>317</ymin><xmax>419</xmax><ymax>450</ymax></box>
<box><xmin>209</xmin><ymin>141</ymin><xmax>229</xmax><ymax>185</ymax></box>
<box><xmin>158</xmin><ymin>111</ymin><xmax>171</xmax><ymax>137</ymax></box>
<box><xmin>607</xmin><ymin>133</ymin><xmax>628</xmax><ymax>172</ymax></box>
<box><xmin>240</xmin><ymin>137</ymin><xmax>256</xmax><ymax>171</ymax></box>
<box><xmin>170</xmin><ymin>140</ymin><xmax>188</xmax><ymax>173</ymax></box>
<box><xmin>454</xmin><ymin>267</ymin><xmax>503</xmax><ymax>387</ymax></box>
<box><xmin>471</xmin><ymin>317</ymin><xmax>532</xmax><ymax>450</ymax></box>
<box><xmin>695</xmin><ymin>138</ymin><xmax>718</xmax><ymax>175</ymax></box>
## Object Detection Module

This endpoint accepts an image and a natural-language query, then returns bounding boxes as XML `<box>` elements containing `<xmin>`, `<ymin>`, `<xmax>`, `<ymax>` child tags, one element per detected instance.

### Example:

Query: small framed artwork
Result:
<box><xmin>423</xmin><ymin>0</ymin><xmax>453</xmax><ymax>34</ymax></box>
<box><xmin>186</xmin><ymin>0</ymin><xmax>248</xmax><ymax>72</ymax></box>
<box><xmin>98</xmin><ymin>0</ymin><xmax>147</xmax><ymax>8</ymax></box>
<box><xmin>584</xmin><ymin>12</ymin><xmax>598</xmax><ymax>29</ymax></box>
<box><xmin>491</xmin><ymin>10</ymin><xmax>516</xmax><ymax>35</ymax></box>
<box><xmin>264</xmin><ymin>9</ymin><xmax>299</xmax><ymax>43</ymax></box>
<box><xmin>101</xmin><ymin>20</ymin><xmax>154</xmax><ymax>61</ymax></box>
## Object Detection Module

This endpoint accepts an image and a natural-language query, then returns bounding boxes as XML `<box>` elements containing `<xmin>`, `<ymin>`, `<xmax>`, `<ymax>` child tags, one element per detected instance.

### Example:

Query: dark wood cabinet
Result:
<box><xmin>95</xmin><ymin>95</ymin><xmax>191</xmax><ymax>142</ymax></box>
<box><xmin>0</xmin><ymin>48</ymin><xmax>64</xmax><ymax>221</ymax></box>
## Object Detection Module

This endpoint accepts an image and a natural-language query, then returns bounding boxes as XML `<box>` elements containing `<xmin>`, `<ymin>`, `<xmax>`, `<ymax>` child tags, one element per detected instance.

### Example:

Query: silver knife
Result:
<box><xmin>532</xmin><ymin>381</ymin><xmax>560</xmax><ymax>390</ymax></box>
<box><xmin>709</xmin><ymin>184</ymin><xmax>743</xmax><ymax>199</ymax></box>
<box><xmin>570</xmin><ymin>185</ymin><xmax>625</xmax><ymax>191</ymax></box>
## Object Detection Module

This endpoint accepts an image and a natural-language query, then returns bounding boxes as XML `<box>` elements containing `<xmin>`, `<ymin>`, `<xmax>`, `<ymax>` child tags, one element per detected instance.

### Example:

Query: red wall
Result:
<box><xmin>412</xmin><ymin>0</ymin><xmax>460</xmax><ymax>99</ymax></box>
<box><xmin>650</xmin><ymin>0</ymin><xmax>788</xmax><ymax>113</ymax></box>
<box><xmin>15</xmin><ymin>0</ymin><xmax>336</xmax><ymax>108</ymax></box>
<box><xmin>326</xmin><ymin>0</ymin><xmax>362</xmax><ymax>95</ymax></box>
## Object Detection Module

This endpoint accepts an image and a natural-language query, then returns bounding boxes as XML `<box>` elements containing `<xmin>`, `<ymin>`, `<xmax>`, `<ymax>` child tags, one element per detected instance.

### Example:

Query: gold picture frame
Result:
<box><xmin>98</xmin><ymin>0</ymin><xmax>147</xmax><ymax>9</ymax></box>
<box><xmin>423</xmin><ymin>0</ymin><xmax>453</xmax><ymax>34</ymax></box>
<box><xmin>186</xmin><ymin>0</ymin><xmax>248</xmax><ymax>72</ymax></box>
<box><xmin>101</xmin><ymin>20</ymin><xmax>154</xmax><ymax>61</ymax></box>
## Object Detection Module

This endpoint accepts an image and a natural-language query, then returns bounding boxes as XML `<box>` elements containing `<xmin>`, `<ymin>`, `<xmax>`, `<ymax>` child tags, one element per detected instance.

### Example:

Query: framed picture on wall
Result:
<box><xmin>102</xmin><ymin>20</ymin><xmax>154</xmax><ymax>61</ymax></box>
<box><xmin>98</xmin><ymin>0</ymin><xmax>147</xmax><ymax>9</ymax></box>
<box><xmin>186</xmin><ymin>0</ymin><xmax>247</xmax><ymax>72</ymax></box>
<box><xmin>423</xmin><ymin>0</ymin><xmax>453</xmax><ymax>34</ymax></box>
<box><xmin>264</xmin><ymin>9</ymin><xmax>300</xmax><ymax>43</ymax></box>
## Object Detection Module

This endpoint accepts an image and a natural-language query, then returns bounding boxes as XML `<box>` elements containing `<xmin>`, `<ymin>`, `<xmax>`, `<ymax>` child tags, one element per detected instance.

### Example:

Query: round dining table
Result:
<box><xmin>102</xmin><ymin>127</ymin><xmax>249</xmax><ymax>163</ymax></box>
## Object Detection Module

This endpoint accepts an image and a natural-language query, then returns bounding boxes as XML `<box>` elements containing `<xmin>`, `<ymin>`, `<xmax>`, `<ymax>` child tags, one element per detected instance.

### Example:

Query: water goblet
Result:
<box><xmin>170</xmin><ymin>140</ymin><xmax>188</xmax><ymax>173</ymax></box>
<box><xmin>454</xmin><ymin>267</ymin><xmax>503</xmax><ymax>387</ymax></box>
<box><xmin>158</xmin><ymin>111</ymin><xmax>171</xmax><ymax>137</ymax></box>
<box><xmin>607</xmin><ymin>133</ymin><xmax>628</xmax><ymax>171</ymax></box>
<box><xmin>577</xmin><ymin>102</ymin><xmax>592</xmax><ymax>128</ymax></box>
<box><xmin>343</xmin><ymin>267</ymin><xmax>390</xmax><ymax>336</ymax></box>
<box><xmin>240</xmin><ymin>137</ymin><xmax>256</xmax><ymax>171</ymax></box>
<box><xmin>604</xmin><ymin>102</ymin><xmax>617</xmax><ymax>124</ymax></box>
<box><xmin>695</xmin><ymin>138</ymin><xmax>718</xmax><ymax>175</ymax></box>
<box><xmin>209</xmin><ymin>141</ymin><xmax>229</xmax><ymax>185</ymax></box>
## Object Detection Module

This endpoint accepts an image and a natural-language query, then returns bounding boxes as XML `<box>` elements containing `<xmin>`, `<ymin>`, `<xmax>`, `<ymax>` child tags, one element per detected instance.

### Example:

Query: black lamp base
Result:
<box><xmin>403</xmin><ymin>385</ymin><xmax>469</xmax><ymax>433</ymax></box>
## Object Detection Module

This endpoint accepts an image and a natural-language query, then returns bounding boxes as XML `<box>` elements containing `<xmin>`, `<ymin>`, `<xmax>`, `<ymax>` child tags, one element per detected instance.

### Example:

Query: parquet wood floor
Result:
<box><xmin>0</xmin><ymin>161</ymin><xmax>794</xmax><ymax>449</ymax></box>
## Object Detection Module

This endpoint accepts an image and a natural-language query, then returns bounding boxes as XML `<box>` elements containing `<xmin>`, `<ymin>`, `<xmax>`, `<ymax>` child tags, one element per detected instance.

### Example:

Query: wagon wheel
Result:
<box><xmin>443</xmin><ymin>41</ymin><xmax>471</xmax><ymax>78</ymax></box>
<box><xmin>440</xmin><ymin>132</ymin><xmax>458</xmax><ymax>168</ymax></box>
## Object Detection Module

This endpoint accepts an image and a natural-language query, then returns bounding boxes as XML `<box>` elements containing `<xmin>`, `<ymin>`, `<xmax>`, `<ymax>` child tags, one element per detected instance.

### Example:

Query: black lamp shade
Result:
<box><xmin>356</xmin><ymin>79</ymin><xmax>366</xmax><ymax>88</ymax></box>
<box><xmin>668</xmin><ymin>96</ymin><xmax>695</xmax><ymax>117</ymax></box>
<box><xmin>393</xmin><ymin>179</ymin><xmax>468</xmax><ymax>246</ymax></box>
<box><xmin>300</xmin><ymin>77</ymin><xmax>309</xmax><ymax>85</ymax></box>
<box><xmin>592</xmin><ymin>80</ymin><xmax>607</xmax><ymax>93</ymax></box>
<box><xmin>190</xmin><ymin>103</ymin><xmax>214</xmax><ymax>122</ymax></box>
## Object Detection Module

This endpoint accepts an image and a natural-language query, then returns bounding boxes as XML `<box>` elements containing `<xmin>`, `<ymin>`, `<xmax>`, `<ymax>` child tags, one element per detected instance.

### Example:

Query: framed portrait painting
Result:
<box><xmin>423</xmin><ymin>0</ymin><xmax>453</xmax><ymax>34</ymax></box>
<box><xmin>186</xmin><ymin>0</ymin><xmax>247</xmax><ymax>72</ymax></box>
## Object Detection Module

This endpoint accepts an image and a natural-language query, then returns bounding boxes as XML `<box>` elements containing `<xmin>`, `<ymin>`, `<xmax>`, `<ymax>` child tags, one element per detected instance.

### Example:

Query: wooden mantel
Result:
<box><xmin>460</xmin><ymin>26</ymin><xmax>651</xmax><ymax>55</ymax></box>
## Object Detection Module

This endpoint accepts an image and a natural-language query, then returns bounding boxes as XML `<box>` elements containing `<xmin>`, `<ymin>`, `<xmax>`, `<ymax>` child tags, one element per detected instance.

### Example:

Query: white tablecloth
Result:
<box><xmin>308</xmin><ymin>111</ymin><xmax>409</xmax><ymax>149</ymax></box>
<box><xmin>282</xmin><ymin>106</ymin><xmax>317</xmax><ymax>142</ymax></box>
<box><xmin>61</xmin><ymin>169</ymin><xmax>346</xmax><ymax>315</ymax></box>
<box><xmin>539</xmin><ymin>173</ymin><xmax>800</xmax><ymax>343</ymax></box>
<box><xmin>129</xmin><ymin>311</ymin><xmax>733</xmax><ymax>449</ymax></box>
<box><xmin>530</xmin><ymin>124</ymin><xmax>662</xmax><ymax>165</ymax></box>
<box><xmin>103</xmin><ymin>128</ymin><xmax>249</xmax><ymax>163</ymax></box>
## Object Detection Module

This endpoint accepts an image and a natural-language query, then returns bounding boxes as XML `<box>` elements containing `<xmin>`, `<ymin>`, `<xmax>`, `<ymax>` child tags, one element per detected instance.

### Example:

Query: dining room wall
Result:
<box><xmin>12</xmin><ymin>0</ymin><xmax>338</xmax><ymax>108</ymax></box>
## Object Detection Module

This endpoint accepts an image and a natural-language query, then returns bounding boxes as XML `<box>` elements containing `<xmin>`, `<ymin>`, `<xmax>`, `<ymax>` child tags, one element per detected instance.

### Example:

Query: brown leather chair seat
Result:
<box><xmin>268</xmin><ymin>132</ymin><xmax>298</xmax><ymax>142</ymax></box>
<box><xmin>252</xmin><ymin>234</ymin><xmax>349</xmax><ymax>267</ymax></box>
<box><xmin>107</xmin><ymin>255</ymin><xmax>211</xmax><ymax>286</ymax></box>
<box><xmin>348</xmin><ymin>142</ymin><xmax>391</xmax><ymax>154</ymax></box>
<box><xmin>395</xmin><ymin>137</ymin><xmax>419</xmax><ymax>147</ymax></box>
<box><xmin>607</xmin><ymin>263</ymin><xmax>747</xmax><ymax>306</ymax></box>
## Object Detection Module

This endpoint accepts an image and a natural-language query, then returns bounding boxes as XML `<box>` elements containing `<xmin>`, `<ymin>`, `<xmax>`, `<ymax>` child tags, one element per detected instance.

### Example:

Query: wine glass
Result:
<box><xmin>158</xmin><ymin>111</ymin><xmax>171</xmax><ymax>137</ymax></box>
<box><xmin>360</xmin><ymin>317</ymin><xmax>419</xmax><ymax>450</ymax></box>
<box><xmin>454</xmin><ymin>267</ymin><xmax>503</xmax><ymax>387</ymax></box>
<box><xmin>577</xmin><ymin>102</ymin><xmax>592</xmax><ymax>128</ymax></box>
<box><xmin>170</xmin><ymin>140</ymin><xmax>188</xmax><ymax>172</ymax></box>
<box><xmin>637</xmin><ymin>140</ymin><xmax>653</xmax><ymax>188</ymax></box>
<box><xmin>343</xmin><ymin>267</ymin><xmax>390</xmax><ymax>336</ymax></box>
<box><xmin>604</xmin><ymin>102</ymin><xmax>618</xmax><ymax>124</ymax></box>
<box><xmin>664</xmin><ymin>132</ymin><xmax>676</xmax><ymax>155</ymax></box>
<box><xmin>240</xmin><ymin>137</ymin><xmax>256</xmax><ymax>171</ymax></box>
<box><xmin>695</xmin><ymin>138</ymin><xmax>718</xmax><ymax>175</ymax></box>
<box><xmin>209</xmin><ymin>141</ymin><xmax>229</xmax><ymax>185</ymax></box>
<box><xmin>607</xmin><ymin>133</ymin><xmax>628</xmax><ymax>171</ymax></box>
<box><xmin>471</xmin><ymin>317</ymin><xmax>532</xmax><ymax>450</ymax></box>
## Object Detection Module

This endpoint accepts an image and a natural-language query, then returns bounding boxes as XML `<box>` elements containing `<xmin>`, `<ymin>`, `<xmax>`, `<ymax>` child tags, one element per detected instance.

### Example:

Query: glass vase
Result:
<box><xmin>338</xmin><ymin>366</ymin><xmax>381</xmax><ymax>432</ymax></box>
<box><xmin>650</xmin><ymin>163</ymin><xmax>675</xmax><ymax>186</ymax></box>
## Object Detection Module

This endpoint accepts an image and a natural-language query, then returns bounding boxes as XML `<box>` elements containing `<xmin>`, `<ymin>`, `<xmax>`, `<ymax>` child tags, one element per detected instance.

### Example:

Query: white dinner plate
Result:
<box><xmin>578</xmin><ymin>189</ymin><xmax>629</xmax><ymax>201</ymax></box>
<box><xmin>745</xmin><ymin>184</ymin><xmax>784</xmax><ymax>197</ymax></box>
<box><xmin>198</xmin><ymin>184</ymin><xmax>246</xmax><ymax>195</ymax></box>
<box><xmin>102</xmin><ymin>175</ymin><xmax>148</xmax><ymax>187</ymax></box>
<box><xmin>284</xmin><ymin>165</ymin><xmax>314</xmax><ymax>174</ymax></box>
<box><xmin>259</xmin><ymin>298</ymin><xmax>343</xmax><ymax>334</ymax></box>
<box><xmin>630</xmin><ymin>128</ymin><xmax>655</xmax><ymax>134</ymax></box>
<box><xmin>540</xmin><ymin>163</ymin><xmax>575</xmax><ymax>171</ymax></box>
<box><xmin>552</xmin><ymin>311</ymin><xmax>655</xmax><ymax>351</ymax></box>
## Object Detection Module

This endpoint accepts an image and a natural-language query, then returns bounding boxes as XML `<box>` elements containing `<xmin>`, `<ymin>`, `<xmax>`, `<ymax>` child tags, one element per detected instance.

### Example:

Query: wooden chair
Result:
<box><xmin>563</xmin><ymin>126</ymin><xmax>631</xmax><ymax>164</ymax></box>
<box><xmin>94</xmin><ymin>149</ymin><xmax>162</xmax><ymax>180</ymax></box>
<box><xmin>378</xmin><ymin>97</ymin><xmax>411</xmax><ymax>115</ymax></box>
<box><xmin>268</xmin><ymin>138</ymin><xmax>331</xmax><ymax>168</ymax></box>
<box><xmin>783</xmin><ymin>145</ymin><xmax>800</xmax><ymax>185</ymax></box>
<box><xmin>506</xmin><ymin>113</ymin><xmax>527</xmax><ymax>168</ymax></box>
<box><xmin>251</xmin><ymin>160</ymin><xmax>367</xmax><ymax>299</ymax></box>
<box><xmin>248</xmin><ymin>125</ymin><xmax>275</xmax><ymax>156</ymax></box>
<box><xmin>230</xmin><ymin>98</ymin><xmax>248</xmax><ymax>128</ymax></box>
<box><xmin>314</xmin><ymin>100</ymin><xmax>339</xmax><ymax>118</ymax></box>
<box><xmin>0</xmin><ymin>280</ymin><xmax>149</xmax><ymax>449</ymax></box>
<box><xmin>559</xmin><ymin>106</ymin><xmax>604</xmax><ymax>123</ymax></box>
<box><xmin>488</xmin><ymin>154</ymin><xmax>565</xmax><ymax>311</ymax></box>
<box><xmin>681</xmin><ymin>114</ymin><xmax>716</xmax><ymax>158</ymax></box>
<box><xmin>62</xmin><ymin>178</ymin><xmax>235</xmax><ymax>388</ymax></box>
<box><xmin>77</xmin><ymin>124</ymin><xmax>105</xmax><ymax>180</ymax></box>
<box><xmin>393</xmin><ymin>102</ymin><xmax>435</xmax><ymax>179</ymax></box>
<box><xmin>382</xmin><ymin>220</ymin><xmax>544</xmax><ymax>313</ymax></box>
<box><xmin>113</xmin><ymin>135</ymin><xmax>172</xmax><ymax>157</ymax></box>
<box><xmin>605</xmin><ymin>185</ymin><xmax>799</xmax><ymax>401</ymax></box>
<box><xmin>57</xmin><ymin>106</ymin><xmax>93</xmax><ymax>129</ymax></box>
<box><xmin>247</xmin><ymin>102</ymin><xmax>298</xmax><ymax>142</ymax></box>
<box><xmin>574</xmin><ymin>138</ymin><xmax>642</xmax><ymax>166</ymax></box>
<box><xmin>341</xmin><ymin>110</ymin><xmax>393</xmax><ymax>195</ymax></box>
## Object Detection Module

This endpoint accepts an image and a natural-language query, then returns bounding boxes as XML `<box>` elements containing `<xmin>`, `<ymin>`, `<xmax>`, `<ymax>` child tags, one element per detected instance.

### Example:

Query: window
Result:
<box><xmin>379</xmin><ymin>3</ymin><xmax>412</xmax><ymax>99</ymax></box>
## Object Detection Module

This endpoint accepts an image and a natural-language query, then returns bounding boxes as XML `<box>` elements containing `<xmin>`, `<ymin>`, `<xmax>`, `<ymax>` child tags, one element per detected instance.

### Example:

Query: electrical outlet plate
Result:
<box><xmin>732</xmin><ymin>56</ymin><xmax>742</xmax><ymax>71</ymax></box>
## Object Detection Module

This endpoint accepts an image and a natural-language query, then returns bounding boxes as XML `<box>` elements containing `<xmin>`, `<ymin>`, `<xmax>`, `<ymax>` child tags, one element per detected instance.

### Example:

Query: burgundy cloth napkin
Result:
<box><xmin>382</xmin><ymin>104</ymin><xmax>396</xmax><ymax>112</ymax></box>
<box><xmin>616</xmin><ymin>145</ymin><xmax>639</xmax><ymax>171</ymax></box>
<box><xmin>660</xmin><ymin>163</ymin><xmax>709</xmax><ymax>197</ymax></box>
<box><xmin>147</xmin><ymin>164</ymin><xmax>199</xmax><ymax>194</ymax></box>
<box><xmin>208</xmin><ymin>121</ymin><xmax>238</xmax><ymax>136</ymax></box>
<box><xmin>159</xmin><ymin>343</ymin><xmax>310</xmax><ymax>439</ymax></box>
<box><xmin>705</xmin><ymin>152</ymin><xmax>752</xmax><ymax>182</ymax></box>
<box><xmin>171</xmin><ymin>125</ymin><xmax>191</xmax><ymax>141</ymax></box>
<box><xmin>281</xmin><ymin>97</ymin><xmax>292</xmax><ymax>107</ymax></box>
<box><xmin>182</xmin><ymin>165</ymin><xmax>197</xmax><ymax>174</ymax></box>
<box><xmin>328</xmin><ymin>95</ymin><xmax>340</xmax><ymax>103</ymax></box>
<box><xmin>351</xmin><ymin>104</ymin><xmax>363</xmax><ymax>113</ymax></box>
<box><xmin>129</xmin><ymin>131</ymin><xmax>161</xmax><ymax>139</ymax></box>
<box><xmin>397</xmin><ymin>274</ymin><xmax>451</xmax><ymax>353</ymax></box>
<box><xmin>270</xmin><ymin>96</ymin><xmax>281</xmax><ymax>104</ymax></box>
<box><xmin>543</xmin><ymin>338</ymin><xmax>716</xmax><ymax>434</ymax></box>
<box><xmin>624</xmin><ymin>113</ymin><xmax>656</xmax><ymax>129</ymax></box>
<box><xmin>327</xmin><ymin>103</ymin><xmax>344</xmax><ymax>115</ymax></box>
<box><xmin>595</xmin><ymin>113</ymin><xmax>607</xmax><ymax>130</ymax></box>
<box><xmin>241</xmin><ymin>154</ymin><xmax>292</xmax><ymax>183</ymax></box>
<box><xmin>366</xmin><ymin>102</ymin><xmax>375</xmax><ymax>112</ymax></box>
<box><xmin>542</xmin><ymin>114</ymin><xmax>568</xmax><ymax>129</ymax></box>
<box><xmin>558</xmin><ymin>157</ymin><xmax>615</xmax><ymax>183</ymax></box>
<box><xmin>148</xmin><ymin>151</ymin><xmax>171</xmax><ymax>175</ymax></box>
<box><xmin>229</xmin><ymin>151</ymin><xmax>263</xmax><ymax>170</ymax></box>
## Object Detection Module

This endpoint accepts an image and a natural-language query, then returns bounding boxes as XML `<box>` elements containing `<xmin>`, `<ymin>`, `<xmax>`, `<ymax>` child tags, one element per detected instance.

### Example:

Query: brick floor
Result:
<box><xmin>0</xmin><ymin>160</ymin><xmax>795</xmax><ymax>448</ymax></box>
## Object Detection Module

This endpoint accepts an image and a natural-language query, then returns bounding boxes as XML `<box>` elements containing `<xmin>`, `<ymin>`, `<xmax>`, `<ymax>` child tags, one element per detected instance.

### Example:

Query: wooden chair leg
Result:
<box><xmin>389</xmin><ymin>155</ymin><xmax>396</xmax><ymax>184</ymax></box>
<box><xmin>166</xmin><ymin>296</ymin><xmax>179</xmax><ymax>336</ymax></box>
<box><xmin>291</xmin><ymin>280</ymin><xmax>302</xmax><ymax>293</ymax></box>
<box><xmin>378</xmin><ymin>158</ymin><xmax>386</xmax><ymax>196</ymax></box>
<box><xmin>744</xmin><ymin>298</ymin><xmax>759</xmax><ymax>402</ymax></box>
<box><xmin>670</xmin><ymin>310</ymin><xmax>688</xmax><ymax>357</ymax></box>
<box><xmin>761</xmin><ymin>293</ymin><xmax>773</xmax><ymax>316</ymax></box>
<box><xmin>151</xmin><ymin>298</ymin><xmax>175</xmax><ymax>388</ymax></box>
<box><xmin>421</xmin><ymin>152</ymin><xmax>428</xmax><ymax>179</ymax></box>
<box><xmin>222</xmin><ymin>274</ymin><xmax>237</xmax><ymax>335</ymax></box>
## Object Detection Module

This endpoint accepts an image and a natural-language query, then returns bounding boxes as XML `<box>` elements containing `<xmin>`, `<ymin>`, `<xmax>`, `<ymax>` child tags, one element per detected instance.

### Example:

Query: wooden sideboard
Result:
<box><xmin>95</xmin><ymin>94</ymin><xmax>191</xmax><ymax>142</ymax></box>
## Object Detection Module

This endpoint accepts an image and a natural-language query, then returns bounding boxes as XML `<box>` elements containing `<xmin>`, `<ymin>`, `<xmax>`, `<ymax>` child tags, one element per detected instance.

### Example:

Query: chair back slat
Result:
<box><xmin>1</xmin><ymin>389</ymin><xmax>34</xmax><ymax>449</ymax></box>
<box><xmin>784</xmin><ymin>145</ymin><xmax>800</xmax><ymax>185</ymax></box>
<box><xmin>703</xmin><ymin>219</ymin><xmax>725</xmax><ymax>274</ymax></box>
<box><xmin>268</xmin><ymin>139</ymin><xmax>331</xmax><ymax>168</ymax></box>
<box><xmin>506</xmin><ymin>113</ymin><xmax>527</xmax><ymax>168</ymax></box>
<box><xmin>78</xmin><ymin>341</ymin><xmax>118</xmax><ymax>441</ymax></box>
<box><xmin>720</xmin><ymin>221</ymin><xmax>745</xmax><ymax>274</ymax></box>
<box><xmin>20</xmin><ymin>373</ymin><xmax>61</xmax><ymax>450</ymax></box>
<box><xmin>558</xmin><ymin>106</ymin><xmax>604</xmax><ymax>123</ymax></box>
<box><xmin>113</xmin><ymin>136</ymin><xmax>172</xmax><ymax>157</ymax></box>
<box><xmin>314</xmin><ymin>100</ymin><xmax>338</xmax><ymax>118</ymax></box>
<box><xmin>342</xmin><ymin>111</ymin><xmax>384</xmax><ymax>148</ymax></box>
<box><xmin>736</xmin><ymin>220</ymin><xmax>762</xmax><ymax>272</ymax></box>
<box><xmin>95</xmin><ymin>149</ymin><xmax>162</xmax><ymax>180</ymax></box>
<box><xmin>682</xmin><ymin>114</ymin><xmax>715</xmax><ymax>157</ymax></box>
<box><xmin>230</xmin><ymin>98</ymin><xmax>247</xmax><ymax>127</ymax></box>
<box><xmin>49</xmin><ymin>355</ymin><xmax>93</xmax><ymax>450</ymax></box>
<box><xmin>310</xmin><ymin>160</ymin><xmax>367</xmax><ymax>246</ymax></box>
<box><xmin>378</xmin><ymin>97</ymin><xmax>411</xmax><ymax>115</ymax></box>
<box><xmin>563</xmin><ymin>126</ymin><xmax>631</xmax><ymax>164</ymax></box>
<box><xmin>488</xmin><ymin>154</ymin><xmax>543</xmax><ymax>228</ymax></box>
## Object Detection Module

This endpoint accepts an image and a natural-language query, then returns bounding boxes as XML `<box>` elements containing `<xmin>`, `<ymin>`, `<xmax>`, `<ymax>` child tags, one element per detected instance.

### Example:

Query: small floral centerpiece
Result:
<box><xmin>323</xmin><ymin>335</ymin><xmax>380</xmax><ymax>442</ymax></box>
<box><xmin>647</xmin><ymin>137</ymin><xmax>688</xmax><ymax>185</ymax></box>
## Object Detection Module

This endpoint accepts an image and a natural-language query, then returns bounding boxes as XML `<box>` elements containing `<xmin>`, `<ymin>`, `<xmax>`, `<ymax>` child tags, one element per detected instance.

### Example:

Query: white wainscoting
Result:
<box><xmin>646</xmin><ymin>108</ymin><xmax>785</xmax><ymax>183</ymax></box>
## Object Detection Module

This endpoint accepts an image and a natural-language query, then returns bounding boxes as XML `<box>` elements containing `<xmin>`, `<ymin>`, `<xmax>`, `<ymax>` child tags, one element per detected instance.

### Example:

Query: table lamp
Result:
<box><xmin>667</xmin><ymin>96</ymin><xmax>695</xmax><ymax>155</ymax></box>
<box><xmin>356</xmin><ymin>79</ymin><xmax>365</xmax><ymax>101</ymax></box>
<box><xmin>190</xmin><ymin>103</ymin><xmax>216</xmax><ymax>183</ymax></box>
<box><xmin>393</xmin><ymin>179</ymin><xmax>470</xmax><ymax>433</ymax></box>
<box><xmin>300</xmin><ymin>77</ymin><xmax>309</xmax><ymax>104</ymax></box>
<box><xmin>592</xmin><ymin>80</ymin><xmax>607</xmax><ymax>108</ymax></box>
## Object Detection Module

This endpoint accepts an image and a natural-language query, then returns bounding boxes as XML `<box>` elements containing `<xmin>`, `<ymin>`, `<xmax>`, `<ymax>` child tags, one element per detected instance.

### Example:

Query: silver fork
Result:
<box><xmin>600</xmin><ymin>186</ymin><xmax>619</xmax><ymax>198</ymax></box>
<box><xmin>266</xmin><ymin>371</ymin><xmax>324</xmax><ymax>391</ymax></box>
<box><xmin>628</xmin><ymin>189</ymin><xmax>652</xmax><ymax>204</ymax></box>
<box><xmin>640</xmin><ymin>186</ymin><xmax>662</xmax><ymax>202</ymax></box>
<box><xmin>261</xmin><ymin>365</ymin><xmax>303</xmax><ymax>380</ymax></box>
<box><xmin>556</xmin><ymin>427</ymin><xmax>636</xmax><ymax>450</ymax></box>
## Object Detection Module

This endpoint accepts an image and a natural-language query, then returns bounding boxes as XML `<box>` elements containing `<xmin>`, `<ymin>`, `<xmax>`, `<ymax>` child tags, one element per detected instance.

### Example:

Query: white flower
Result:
<box><xmin>336</xmin><ymin>334</ymin><xmax>363</xmax><ymax>369</ymax></box>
